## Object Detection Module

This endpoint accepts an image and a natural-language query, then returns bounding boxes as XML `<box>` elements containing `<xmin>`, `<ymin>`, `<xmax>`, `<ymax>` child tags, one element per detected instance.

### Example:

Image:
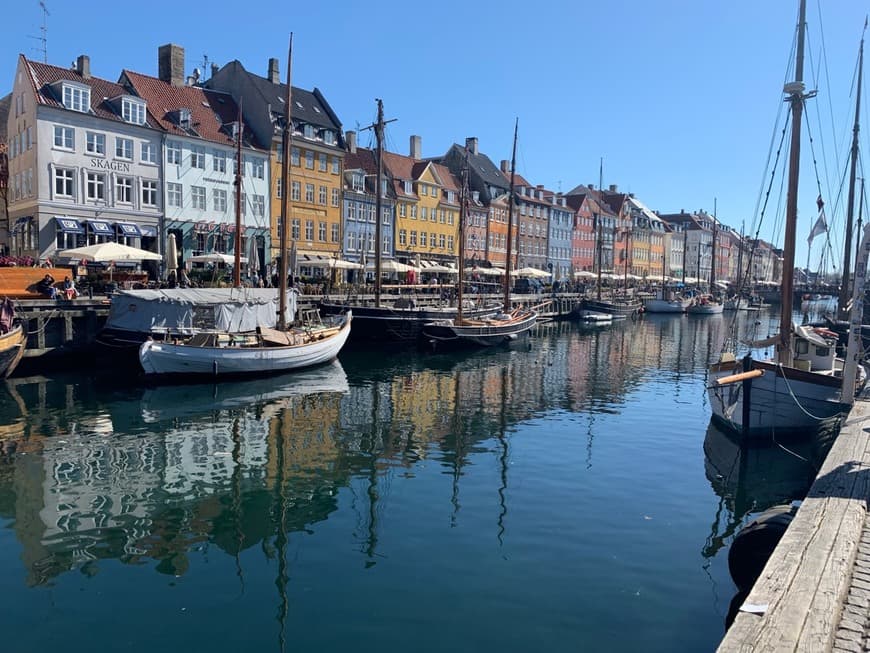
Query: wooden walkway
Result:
<box><xmin>718</xmin><ymin>392</ymin><xmax>870</xmax><ymax>651</ymax></box>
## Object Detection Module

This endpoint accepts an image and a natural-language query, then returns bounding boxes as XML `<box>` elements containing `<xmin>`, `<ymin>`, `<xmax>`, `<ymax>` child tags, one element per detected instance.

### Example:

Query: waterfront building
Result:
<box><xmin>206</xmin><ymin>57</ymin><xmax>345</xmax><ymax>272</ymax></box>
<box><xmin>543</xmin><ymin>190</ymin><xmax>572</xmax><ymax>281</ymax></box>
<box><xmin>566</xmin><ymin>191</ymin><xmax>597</xmax><ymax>275</ymax></box>
<box><xmin>341</xmin><ymin>134</ymin><xmax>395</xmax><ymax>278</ymax></box>
<box><xmin>625</xmin><ymin>195</ymin><xmax>666</xmax><ymax>282</ymax></box>
<box><xmin>747</xmin><ymin>238</ymin><xmax>781</xmax><ymax>286</ymax></box>
<box><xmin>658</xmin><ymin>210</ymin><xmax>714</xmax><ymax>283</ymax></box>
<box><xmin>386</xmin><ymin>136</ymin><xmax>461</xmax><ymax>268</ymax></box>
<box><xmin>438</xmin><ymin>138</ymin><xmax>512</xmax><ymax>269</ymax></box>
<box><xmin>6</xmin><ymin>54</ymin><xmax>164</xmax><ymax>271</ymax></box>
<box><xmin>0</xmin><ymin>94</ymin><xmax>10</xmax><ymax>250</ymax></box>
<box><xmin>122</xmin><ymin>45</ymin><xmax>270</xmax><ymax>276</ymax></box>
<box><xmin>507</xmin><ymin>171</ymin><xmax>550</xmax><ymax>273</ymax></box>
<box><xmin>567</xmin><ymin>184</ymin><xmax>618</xmax><ymax>274</ymax></box>
<box><xmin>463</xmin><ymin>190</ymin><xmax>489</xmax><ymax>269</ymax></box>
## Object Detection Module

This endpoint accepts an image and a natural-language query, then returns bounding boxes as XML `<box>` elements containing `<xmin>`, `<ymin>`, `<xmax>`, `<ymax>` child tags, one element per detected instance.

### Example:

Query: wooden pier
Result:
<box><xmin>718</xmin><ymin>392</ymin><xmax>870</xmax><ymax>651</ymax></box>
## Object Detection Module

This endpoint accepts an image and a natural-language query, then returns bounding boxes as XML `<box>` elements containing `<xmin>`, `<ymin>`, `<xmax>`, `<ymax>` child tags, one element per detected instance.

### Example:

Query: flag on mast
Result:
<box><xmin>807</xmin><ymin>195</ymin><xmax>827</xmax><ymax>246</ymax></box>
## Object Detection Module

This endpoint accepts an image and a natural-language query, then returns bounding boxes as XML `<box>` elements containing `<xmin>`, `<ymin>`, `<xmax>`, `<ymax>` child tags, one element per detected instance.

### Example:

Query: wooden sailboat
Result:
<box><xmin>319</xmin><ymin>100</ymin><xmax>500</xmax><ymax>343</ymax></box>
<box><xmin>708</xmin><ymin>1</ymin><xmax>867</xmax><ymax>439</ymax></box>
<box><xmin>643</xmin><ymin>242</ymin><xmax>690</xmax><ymax>313</ymax></box>
<box><xmin>688</xmin><ymin>203</ymin><xmax>724</xmax><ymax>314</ymax></box>
<box><xmin>421</xmin><ymin>121</ymin><xmax>537</xmax><ymax>348</ymax></box>
<box><xmin>0</xmin><ymin>298</ymin><xmax>26</xmax><ymax>378</ymax></box>
<box><xmin>138</xmin><ymin>36</ymin><xmax>351</xmax><ymax>378</ymax></box>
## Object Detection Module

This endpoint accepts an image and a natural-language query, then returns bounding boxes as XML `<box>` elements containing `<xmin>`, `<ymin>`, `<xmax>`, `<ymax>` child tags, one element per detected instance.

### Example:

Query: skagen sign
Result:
<box><xmin>90</xmin><ymin>158</ymin><xmax>132</xmax><ymax>172</ymax></box>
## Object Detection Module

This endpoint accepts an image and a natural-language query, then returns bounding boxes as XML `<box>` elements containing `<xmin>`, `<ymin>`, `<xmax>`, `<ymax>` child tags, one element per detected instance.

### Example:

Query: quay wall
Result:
<box><xmin>718</xmin><ymin>392</ymin><xmax>870</xmax><ymax>651</ymax></box>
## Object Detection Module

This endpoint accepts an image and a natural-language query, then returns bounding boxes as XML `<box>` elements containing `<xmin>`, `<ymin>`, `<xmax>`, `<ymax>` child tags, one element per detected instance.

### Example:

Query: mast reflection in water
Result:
<box><xmin>0</xmin><ymin>312</ymin><xmax>797</xmax><ymax>652</ymax></box>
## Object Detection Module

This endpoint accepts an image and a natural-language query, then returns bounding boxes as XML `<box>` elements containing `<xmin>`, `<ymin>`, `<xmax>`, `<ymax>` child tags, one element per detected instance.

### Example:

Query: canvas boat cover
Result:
<box><xmin>104</xmin><ymin>288</ymin><xmax>297</xmax><ymax>334</ymax></box>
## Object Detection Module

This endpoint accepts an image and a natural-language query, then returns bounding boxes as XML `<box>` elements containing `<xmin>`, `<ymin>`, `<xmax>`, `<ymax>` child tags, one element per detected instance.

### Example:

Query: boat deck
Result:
<box><xmin>717</xmin><ymin>390</ymin><xmax>870</xmax><ymax>651</ymax></box>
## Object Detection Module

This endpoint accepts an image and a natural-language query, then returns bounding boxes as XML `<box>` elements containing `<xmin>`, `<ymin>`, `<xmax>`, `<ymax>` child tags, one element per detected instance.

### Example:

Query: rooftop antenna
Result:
<box><xmin>200</xmin><ymin>54</ymin><xmax>210</xmax><ymax>78</ymax></box>
<box><xmin>29</xmin><ymin>1</ymin><xmax>49</xmax><ymax>63</ymax></box>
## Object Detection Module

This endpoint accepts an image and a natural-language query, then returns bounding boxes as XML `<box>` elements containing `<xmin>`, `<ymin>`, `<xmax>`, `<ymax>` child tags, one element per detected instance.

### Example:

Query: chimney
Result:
<box><xmin>346</xmin><ymin>130</ymin><xmax>357</xmax><ymax>154</ymax></box>
<box><xmin>211</xmin><ymin>63</ymin><xmax>219</xmax><ymax>79</ymax></box>
<box><xmin>158</xmin><ymin>43</ymin><xmax>185</xmax><ymax>87</ymax></box>
<box><xmin>410</xmin><ymin>135</ymin><xmax>422</xmax><ymax>159</ymax></box>
<box><xmin>465</xmin><ymin>137</ymin><xmax>478</xmax><ymax>155</ymax></box>
<box><xmin>268</xmin><ymin>57</ymin><xmax>280</xmax><ymax>84</ymax></box>
<box><xmin>75</xmin><ymin>55</ymin><xmax>91</xmax><ymax>79</ymax></box>
<box><xmin>500</xmin><ymin>160</ymin><xmax>510</xmax><ymax>174</ymax></box>
<box><xmin>609</xmin><ymin>184</ymin><xmax>617</xmax><ymax>192</ymax></box>
<box><xmin>588</xmin><ymin>183</ymin><xmax>595</xmax><ymax>190</ymax></box>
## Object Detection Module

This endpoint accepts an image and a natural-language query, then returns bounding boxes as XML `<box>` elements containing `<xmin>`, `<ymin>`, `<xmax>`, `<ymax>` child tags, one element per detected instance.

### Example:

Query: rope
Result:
<box><xmin>775</xmin><ymin>362</ymin><xmax>829</xmax><ymax>421</ymax></box>
<box><xmin>25</xmin><ymin>308</ymin><xmax>61</xmax><ymax>335</ymax></box>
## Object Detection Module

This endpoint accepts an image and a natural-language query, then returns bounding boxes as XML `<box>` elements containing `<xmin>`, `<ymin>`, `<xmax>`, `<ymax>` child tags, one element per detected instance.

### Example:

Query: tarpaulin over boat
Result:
<box><xmin>104</xmin><ymin>288</ymin><xmax>297</xmax><ymax>334</ymax></box>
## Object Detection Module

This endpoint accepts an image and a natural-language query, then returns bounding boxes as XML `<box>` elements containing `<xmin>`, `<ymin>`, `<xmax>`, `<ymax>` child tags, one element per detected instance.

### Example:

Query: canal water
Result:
<box><xmin>0</xmin><ymin>305</ymin><xmax>836</xmax><ymax>652</ymax></box>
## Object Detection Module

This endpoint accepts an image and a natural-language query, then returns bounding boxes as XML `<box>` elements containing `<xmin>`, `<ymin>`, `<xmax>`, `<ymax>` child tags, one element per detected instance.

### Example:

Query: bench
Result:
<box><xmin>0</xmin><ymin>266</ymin><xmax>76</xmax><ymax>300</ymax></box>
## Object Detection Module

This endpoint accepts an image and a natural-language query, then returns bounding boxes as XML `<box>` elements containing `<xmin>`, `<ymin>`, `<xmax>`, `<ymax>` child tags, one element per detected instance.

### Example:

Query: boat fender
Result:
<box><xmin>727</xmin><ymin>503</ymin><xmax>797</xmax><ymax>593</ymax></box>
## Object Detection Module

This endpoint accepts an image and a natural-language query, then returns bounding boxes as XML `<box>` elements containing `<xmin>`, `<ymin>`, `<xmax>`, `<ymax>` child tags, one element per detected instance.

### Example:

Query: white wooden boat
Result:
<box><xmin>687</xmin><ymin>295</ymin><xmax>724</xmax><ymax>315</ymax></box>
<box><xmin>575</xmin><ymin>309</ymin><xmax>613</xmax><ymax>324</ymax></box>
<box><xmin>139</xmin><ymin>311</ymin><xmax>351</xmax><ymax>377</ymax></box>
<box><xmin>644</xmin><ymin>296</ymin><xmax>691</xmax><ymax>313</ymax></box>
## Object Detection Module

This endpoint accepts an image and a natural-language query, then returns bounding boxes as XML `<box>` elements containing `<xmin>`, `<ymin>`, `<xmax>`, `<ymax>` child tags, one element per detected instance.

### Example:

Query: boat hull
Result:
<box><xmin>320</xmin><ymin>300</ymin><xmax>498</xmax><ymax>343</ymax></box>
<box><xmin>422</xmin><ymin>311</ymin><xmax>537</xmax><ymax>349</ymax></box>
<box><xmin>575</xmin><ymin>298</ymin><xmax>641</xmax><ymax>320</ymax></box>
<box><xmin>687</xmin><ymin>303</ymin><xmax>724</xmax><ymax>315</ymax></box>
<box><xmin>0</xmin><ymin>324</ymin><xmax>26</xmax><ymax>378</ymax></box>
<box><xmin>139</xmin><ymin>313</ymin><xmax>351</xmax><ymax>377</ymax></box>
<box><xmin>707</xmin><ymin>358</ymin><xmax>852</xmax><ymax>439</ymax></box>
<box><xmin>643</xmin><ymin>298</ymin><xmax>689</xmax><ymax>313</ymax></box>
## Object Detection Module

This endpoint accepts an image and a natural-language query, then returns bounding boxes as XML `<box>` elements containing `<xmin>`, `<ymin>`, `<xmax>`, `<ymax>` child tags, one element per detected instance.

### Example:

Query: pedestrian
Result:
<box><xmin>36</xmin><ymin>273</ymin><xmax>56</xmax><ymax>298</ymax></box>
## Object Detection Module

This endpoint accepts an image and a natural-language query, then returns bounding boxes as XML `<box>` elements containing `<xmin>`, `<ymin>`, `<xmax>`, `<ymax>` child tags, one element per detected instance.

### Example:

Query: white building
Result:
<box><xmin>6</xmin><ymin>54</ymin><xmax>163</xmax><ymax>270</ymax></box>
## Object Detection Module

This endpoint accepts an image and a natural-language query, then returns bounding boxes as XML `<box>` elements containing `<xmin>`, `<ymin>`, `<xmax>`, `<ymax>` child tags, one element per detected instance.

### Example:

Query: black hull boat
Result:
<box><xmin>422</xmin><ymin>308</ymin><xmax>537</xmax><ymax>350</ymax></box>
<box><xmin>319</xmin><ymin>300</ymin><xmax>500</xmax><ymax>344</ymax></box>
<box><xmin>574</xmin><ymin>298</ymin><xmax>642</xmax><ymax>320</ymax></box>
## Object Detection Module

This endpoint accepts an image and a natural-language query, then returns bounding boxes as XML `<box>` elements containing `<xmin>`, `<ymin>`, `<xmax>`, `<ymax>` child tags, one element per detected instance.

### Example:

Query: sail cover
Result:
<box><xmin>104</xmin><ymin>288</ymin><xmax>297</xmax><ymax>334</ymax></box>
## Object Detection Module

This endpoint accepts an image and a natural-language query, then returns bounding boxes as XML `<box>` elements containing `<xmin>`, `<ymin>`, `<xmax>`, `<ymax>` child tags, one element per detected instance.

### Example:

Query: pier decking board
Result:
<box><xmin>718</xmin><ymin>397</ymin><xmax>870</xmax><ymax>652</ymax></box>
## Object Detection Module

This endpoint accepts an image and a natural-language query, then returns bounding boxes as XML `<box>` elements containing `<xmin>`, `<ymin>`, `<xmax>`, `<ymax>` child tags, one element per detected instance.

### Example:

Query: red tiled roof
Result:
<box><xmin>122</xmin><ymin>69</ymin><xmax>263</xmax><ymax>149</ymax></box>
<box><xmin>24</xmin><ymin>56</ymin><xmax>161</xmax><ymax>128</ymax></box>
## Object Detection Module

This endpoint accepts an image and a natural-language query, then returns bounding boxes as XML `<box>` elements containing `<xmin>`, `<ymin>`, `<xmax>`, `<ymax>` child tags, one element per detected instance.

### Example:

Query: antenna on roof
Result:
<box><xmin>200</xmin><ymin>54</ymin><xmax>210</xmax><ymax>78</ymax></box>
<box><xmin>29</xmin><ymin>1</ymin><xmax>49</xmax><ymax>63</ymax></box>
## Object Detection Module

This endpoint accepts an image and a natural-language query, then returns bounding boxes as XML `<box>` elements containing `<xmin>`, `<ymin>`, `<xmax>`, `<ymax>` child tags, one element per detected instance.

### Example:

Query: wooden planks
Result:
<box><xmin>718</xmin><ymin>397</ymin><xmax>870</xmax><ymax>652</ymax></box>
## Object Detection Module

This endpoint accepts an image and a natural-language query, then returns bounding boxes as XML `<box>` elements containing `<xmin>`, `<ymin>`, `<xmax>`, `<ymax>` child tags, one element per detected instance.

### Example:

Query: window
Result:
<box><xmin>305</xmin><ymin>151</ymin><xmax>314</xmax><ymax>169</ymax></box>
<box><xmin>347</xmin><ymin>232</ymin><xmax>356</xmax><ymax>251</ymax></box>
<box><xmin>323</xmin><ymin>130</ymin><xmax>336</xmax><ymax>145</ymax></box>
<box><xmin>439</xmin><ymin>234</ymin><xmax>446</xmax><ymax>249</ymax></box>
<box><xmin>319</xmin><ymin>222</ymin><xmax>327</xmax><ymax>241</ymax></box>
<box><xmin>383</xmin><ymin>207</ymin><xmax>390</xmax><ymax>224</ymax></box>
<box><xmin>213</xmin><ymin>151</ymin><xmax>226</xmax><ymax>172</ymax></box>
<box><xmin>86</xmin><ymin>132</ymin><xmax>105</xmax><ymax>155</ymax></box>
<box><xmin>420</xmin><ymin>185</ymin><xmax>427</xmax><ymax>197</ymax></box>
<box><xmin>167</xmin><ymin>182</ymin><xmax>183</xmax><ymax>207</ymax></box>
<box><xmin>62</xmin><ymin>83</ymin><xmax>90</xmax><ymax>112</ymax></box>
<box><xmin>420</xmin><ymin>232</ymin><xmax>427</xmax><ymax>247</ymax></box>
<box><xmin>303</xmin><ymin>124</ymin><xmax>315</xmax><ymax>139</ymax></box>
<box><xmin>291</xmin><ymin>181</ymin><xmax>301</xmax><ymax>201</ymax></box>
<box><xmin>331</xmin><ymin>223</ymin><xmax>339</xmax><ymax>243</ymax></box>
<box><xmin>116</xmin><ymin>177</ymin><xmax>133</xmax><ymax>203</ymax></box>
<box><xmin>166</xmin><ymin>141</ymin><xmax>182</xmax><ymax>165</ymax></box>
<box><xmin>331</xmin><ymin>187</ymin><xmax>340</xmax><ymax>207</ymax></box>
<box><xmin>291</xmin><ymin>147</ymin><xmax>300</xmax><ymax>166</ymax></box>
<box><xmin>86</xmin><ymin>172</ymin><xmax>105</xmax><ymax>201</ymax></box>
<box><xmin>410</xmin><ymin>205</ymin><xmax>417</xmax><ymax>219</ymax></box>
<box><xmin>191</xmin><ymin>146</ymin><xmax>205</xmax><ymax>169</ymax></box>
<box><xmin>305</xmin><ymin>183</ymin><xmax>314</xmax><ymax>203</ymax></box>
<box><xmin>122</xmin><ymin>98</ymin><xmax>146</xmax><ymax>125</ymax></box>
<box><xmin>54</xmin><ymin>168</ymin><xmax>74</xmax><ymax>197</ymax></box>
<box><xmin>116</xmin><ymin>137</ymin><xmax>133</xmax><ymax>160</ymax></box>
<box><xmin>404</xmin><ymin>180</ymin><xmax>413</xmax><ymax>194</ymax></box>
<box><xmin>318</xmin><ymin>153</ymin><xmax>327</xmax><ymax>172</ymax></box>
<box><xmin>252</xmin><ymin>195</ymin><xmax>265</xmax><ymax>218</ymax></box>
<box><xmin>141</xmin><ymin>142</ymin><xmax>157</xmax><ymax>164</ymax></box>
<box><xmin>252</xmin><ymin>158</ymin><xmax>265</xmax><ymax>179</ymax></box>
<box><xmin>191</xmin><ymin>186</ymin><xmax>206</xmax><ymax>210</ymax></box>
<box><xmin>331</xmin><ymin>157</ymin><xmax>340</xmax><ymax>174</ymax></box>
<box><xmin>292</xmin><ymin>219</ymin><xmax>300</xmax><ymax>240</ymax></box>
<box><xmin>421</xmin><ymin>207</ymin><xmax>428</xmax><ymax>220</ymax></box>
<box><xmin>54</xmin><ymin>125</ymin><xmax>74</xmax><ymax>149</ymax></box>
<box><xmin>319</xmin><ymin>185</ymin><xmax>327</xmax><ymax>205</ymax></box>
<box><xmin>410</xmin><ymin>231</ymin><xmax>418</xmax><ymax>246</ymax></box>
<box><xmin>214</xmin><ymin>189</ymin><xmax>227</xmax><ymax>212</ymax></box>
<box><xmin>275</xmin><ymin>178</ymin><xmax>282</xmax><ymax>199</ymax></box>
<box><xmin>305</xmin><ymin>220</ymin><xmax>314</xmax><ymax>240</ymax></box>
<box><xmin>141</xmin><ymin>180</ymin><xmax>158</xmax><ymax>206</ymax></box>
<box><xmin>399</xmin><ymin>204</ymin><xmax>406</xmax><ymax>218</ymax></box>
<box><xmin>399</xmin><ymin>229</ymin><xmax>407</xmax><ymax>246</ymax></box>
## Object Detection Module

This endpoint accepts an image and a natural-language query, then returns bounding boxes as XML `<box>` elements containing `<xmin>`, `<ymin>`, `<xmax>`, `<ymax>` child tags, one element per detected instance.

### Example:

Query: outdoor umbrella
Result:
<box><xmin>59</xmin><ymin>242</ymin><xmax>163</xmax><ymax>262</ymax></box>
<box><xmin>165</xmin><ymin>233</ymin><xmax>178</xmax><ymax>281</ymax></box>
<box><xmin>188</xmin><ymin>252</ymin><xmax>247</xmax><ymax>265</ymax></box>
<box><xmin>247</xmin><ymin>237</ymin><xmax>261</xmax><ymax>283</ymax></box>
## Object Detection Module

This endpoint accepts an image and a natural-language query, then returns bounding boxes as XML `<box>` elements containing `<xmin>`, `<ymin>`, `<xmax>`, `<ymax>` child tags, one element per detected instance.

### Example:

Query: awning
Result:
<box><xmin>117</xmin><ymin>222</ymin><xmax>142</xmax><ymax>237</ymax></box>
<box><xmin>54</xmin><ymin>216</ymin><xmax>84</xmax><ymax>234</ymax></box>
<box><xmin>139</xmin><ymin>225</ymin><xmax>157</xmax><ymax>237</ymax></box>
<box><xmin>88</xmin><ymin>219</ymin><xmax>113</xmax><ymax>234</ymax></box>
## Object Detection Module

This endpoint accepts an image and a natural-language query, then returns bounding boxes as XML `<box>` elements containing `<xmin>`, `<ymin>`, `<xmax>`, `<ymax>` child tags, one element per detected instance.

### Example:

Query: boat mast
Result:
<box><xmin>374</xmin><ymin>99</ymin><xmax>384</xmax><ymax>308</ymax></box>
<box><xmin>710</xmin><ymin>199</ymin><xmax>717</xmax><ymax>292</ymax></box>
<box><xmin>278</xmin><ymin>34</ymin><xmax>293</xmax><ymax>330</ymax></box>
<box><xmin>596</xmin><ymin>157</ymin><xmax>603</xmax><ymax>301</ymax></box>
<box><xmin>233</xmin><ymin>98</ymin><xmax>243</xmax><ymax>288</ymax></box>
<box><xmin>457</xmin><ymin>147</ymin><xmax>469</xmax><ymax>323</ymax></box>
<box><xmin>778</xmin><ymin>0</ymin><xmax>808</xmax><ymax>366</ymax></box>
<box><xmin>681</xmin><ymin>226</ymin><xmax>687</xmax><ymax>285</ymax></box>
<box><xmin>504</xmin><ymin>119</ymin><xmax>518</xmax><ymax>311</ymax></box>
<box><xmin>839</xmin><ymin>30</ymin><xmax>864</xmax><ymax>320</ymax></box>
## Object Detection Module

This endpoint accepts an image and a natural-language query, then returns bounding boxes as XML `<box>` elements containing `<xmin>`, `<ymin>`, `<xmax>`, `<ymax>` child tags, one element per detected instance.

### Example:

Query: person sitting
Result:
<box><xmin>36</xmin><ymin>273</ymin><xmax>57</xmax><ymax>299</ymax></box>
<box><xmin>62</xmin><ymin>276</ymin><xmax>78</xmax><ymax>300</ymax></box>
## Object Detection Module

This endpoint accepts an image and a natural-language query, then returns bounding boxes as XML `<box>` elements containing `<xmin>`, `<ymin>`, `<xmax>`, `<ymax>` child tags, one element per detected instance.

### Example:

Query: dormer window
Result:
<box><xmin>122</xmin><ymin>97</ymin><xmax>146</xmax><ymax>125</ymax></box>
<box><xmin>322</xmin><ymin>129</ymin><xmax>336</xmax><ymax>145</ymax></box>
<box><xmin>178</xmin><ymin>108</ymin><xmax>192</xmax><ymax>129</ymax></box>
<box><xmin>61</xmin><ymin>82</ymin><xmax>90</xmax><ymax>113</ymax></box>
<box><xmin>352</xmin><ymin>172</ymin><xmax>364</xmax><ymax>192</ymax></box>
<box><xmin>303</xmin><ymin>124</ymin><xmax>316</xmax><ymax>139</ymax></box>
<box><xmin>404</xmin><ymin>180</ymin><xmax>413</xmax><ymax>194</ymax></box>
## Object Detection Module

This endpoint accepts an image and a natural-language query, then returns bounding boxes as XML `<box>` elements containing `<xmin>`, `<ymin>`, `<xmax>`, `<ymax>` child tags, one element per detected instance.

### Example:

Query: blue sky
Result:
<box><xmin>3</xmin><ymin>0</ymin><xmax>868</xmax><ymax>270</ymax></box>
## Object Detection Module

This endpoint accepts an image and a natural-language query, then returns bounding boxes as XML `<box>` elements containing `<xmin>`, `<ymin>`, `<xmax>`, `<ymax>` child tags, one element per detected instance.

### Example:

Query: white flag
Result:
<box><xmin>807</xmin><ymin>209</ymin><xmax>827</xmax><ymax>246</ymax></box>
